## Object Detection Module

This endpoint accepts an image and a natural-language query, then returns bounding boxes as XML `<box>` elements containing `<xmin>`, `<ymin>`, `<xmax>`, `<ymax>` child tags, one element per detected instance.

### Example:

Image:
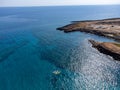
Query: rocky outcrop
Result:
<box><xmin>57</xmin><ymin>18</ymin><xmax>120</xmax><ymax>41</ymax></box>
<box><xmin>89</xmin><ymin>40</ymin><xmax>120</xmax><ymax>61</ymax></box>
<box><xmin>57</xmin><ymin>18</ymin><xmax>120</xmax><ymax>61</ymax></box>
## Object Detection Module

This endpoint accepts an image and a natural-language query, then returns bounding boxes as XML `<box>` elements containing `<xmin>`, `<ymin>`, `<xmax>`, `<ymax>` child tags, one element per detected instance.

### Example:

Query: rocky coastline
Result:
<box><xmin>89</xmin><ymin>40</ymin><xmax>120</xmax><ymax>61</ymax></box>
<box><xmin>57</xmin><ymin>18</ymin><xmax>120</xmax><ymax>61</ymax></box>
<box><xmin>57</xmin><ymin>18</ymin><xmax>120</xmax><ymax>41</ymax></box>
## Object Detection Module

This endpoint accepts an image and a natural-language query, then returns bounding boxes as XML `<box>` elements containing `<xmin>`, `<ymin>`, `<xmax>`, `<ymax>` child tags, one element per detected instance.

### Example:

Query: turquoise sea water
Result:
<box><xmin>0</xmin><ymin>5</ymin><xmax>120</xmax><ymax>90</ymax></box>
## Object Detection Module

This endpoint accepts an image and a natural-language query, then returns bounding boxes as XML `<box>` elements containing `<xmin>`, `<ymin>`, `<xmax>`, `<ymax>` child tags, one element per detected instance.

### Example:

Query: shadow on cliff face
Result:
<box><xmin>89</xmin><ymin>39</ymin><xmax>120</xmax><ymax>61</ymax></box>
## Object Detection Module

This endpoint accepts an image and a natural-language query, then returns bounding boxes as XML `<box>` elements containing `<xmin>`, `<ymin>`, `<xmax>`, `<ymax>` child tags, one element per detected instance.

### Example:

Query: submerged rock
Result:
<box><xmin>0</xmin><ymin>41</ymin><xmax>28</xmax><ymax>62</ymax></box>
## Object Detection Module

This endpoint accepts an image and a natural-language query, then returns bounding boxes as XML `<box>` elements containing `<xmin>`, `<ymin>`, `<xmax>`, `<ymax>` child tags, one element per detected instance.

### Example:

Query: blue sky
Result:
<box><xmin>0</xmin><ymin>0</ymin><xmax>120</xmax><ymax>7</ymax></box>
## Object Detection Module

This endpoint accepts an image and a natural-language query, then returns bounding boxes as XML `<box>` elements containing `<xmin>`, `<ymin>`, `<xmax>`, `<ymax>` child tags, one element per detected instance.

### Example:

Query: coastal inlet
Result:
<box><xmin>57</xmin><ymin>18</ymin><xmax>120</xmax><ymax>61</ymax></box>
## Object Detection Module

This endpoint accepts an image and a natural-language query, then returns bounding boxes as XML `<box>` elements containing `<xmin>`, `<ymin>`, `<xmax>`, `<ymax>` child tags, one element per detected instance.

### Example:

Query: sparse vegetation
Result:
<box><xmin>114</xmin><ymin>43</ymin><xmax>120</xmax><ymax>47</ymax></box>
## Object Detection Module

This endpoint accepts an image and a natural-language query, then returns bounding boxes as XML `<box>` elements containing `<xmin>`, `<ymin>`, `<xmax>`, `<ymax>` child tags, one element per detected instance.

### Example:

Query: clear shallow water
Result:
<box><xmin>0</xmin><ymin>5</ymin><xmax>120</xmax><ymax>90</ymax></box>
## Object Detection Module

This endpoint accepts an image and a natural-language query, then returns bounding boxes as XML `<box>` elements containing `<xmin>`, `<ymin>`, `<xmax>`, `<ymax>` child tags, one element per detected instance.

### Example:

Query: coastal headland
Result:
<box><xmin>57</xmin><ymin>18</ymin><xmax>120</xmax><ymax>61</ymax></box>
<box><xmin>57</xmin><ymin>18</ymin><xmax>120</xmax><ymax>40</ymax></box>
<box><xmin>89</xmin><ymin>40</ymin><xmax>120</xmax><ymax>61</ymax></box>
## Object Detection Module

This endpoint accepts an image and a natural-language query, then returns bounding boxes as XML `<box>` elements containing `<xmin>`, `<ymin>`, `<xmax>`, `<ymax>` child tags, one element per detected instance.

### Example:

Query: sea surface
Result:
<box><xmin>0</xmin><ymin>5</ymin><xmax>120</xmax><ymax>90</ymax></box>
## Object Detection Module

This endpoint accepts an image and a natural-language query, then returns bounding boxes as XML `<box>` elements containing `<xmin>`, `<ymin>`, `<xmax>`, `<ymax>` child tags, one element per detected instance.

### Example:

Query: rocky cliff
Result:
<box><xmin>89</xmin><ymin>40</ymin><xmax>120</xmax><ymax>61</ymax></box>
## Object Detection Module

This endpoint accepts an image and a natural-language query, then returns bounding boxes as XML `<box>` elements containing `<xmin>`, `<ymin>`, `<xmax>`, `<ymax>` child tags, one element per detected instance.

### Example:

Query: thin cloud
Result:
<box><xmin>0</xmin><ymin>0</ymin><xmax>120</xmax><ymax>7</ymax></box>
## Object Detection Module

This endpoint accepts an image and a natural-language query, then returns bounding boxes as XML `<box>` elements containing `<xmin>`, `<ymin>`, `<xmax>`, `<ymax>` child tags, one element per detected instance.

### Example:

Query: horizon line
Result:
<box><xmin>0</xmin><ymin>4</ymin><xmax>119</xmax><ymax>8</ymax></box>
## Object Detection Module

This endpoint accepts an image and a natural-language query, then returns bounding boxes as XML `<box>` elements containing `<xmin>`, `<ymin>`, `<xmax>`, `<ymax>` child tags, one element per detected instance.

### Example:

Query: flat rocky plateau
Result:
<box><xmin>57</xmin><ymin>18</ymin><xmax>120</xmax><ymax>40</ymax></box>
<box><xmin>57</xmin><ymin>18</ymin><xmax>120</xmax><ymax>61</ymax></box>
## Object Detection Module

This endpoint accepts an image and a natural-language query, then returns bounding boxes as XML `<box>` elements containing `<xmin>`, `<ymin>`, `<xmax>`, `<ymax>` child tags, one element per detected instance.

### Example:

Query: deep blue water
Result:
<box><xmin>0</xmin><ymin>5</ymin><xmax>120</xmax><ymax>90</ymax></box>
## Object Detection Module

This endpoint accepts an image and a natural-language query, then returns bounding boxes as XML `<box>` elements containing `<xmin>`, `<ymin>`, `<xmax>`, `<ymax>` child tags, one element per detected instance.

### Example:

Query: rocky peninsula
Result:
<box><xmin>57</xmin><ymin>18</ymin><xmax>120</xmax><ymax>61</ymax></box>
<box><xmin>89</xmin><ymin>40</ymin><xmax>120</xmax><ymax>61</ymax></box>
<box><xmin>57</xmin><ymin>18</ymin><xmax>120</xmax><ymax>40</ymax></box>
